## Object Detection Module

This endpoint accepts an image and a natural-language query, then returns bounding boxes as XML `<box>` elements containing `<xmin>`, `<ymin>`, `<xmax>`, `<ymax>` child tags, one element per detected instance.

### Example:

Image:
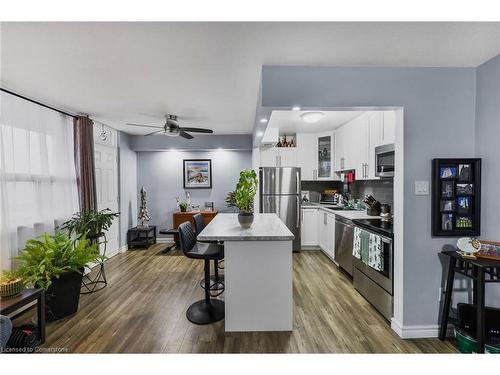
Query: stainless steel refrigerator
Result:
<box><xmin>259</xmin><ymin>167</ymin><xmax>301</xmax><ymax>252</ymax></box>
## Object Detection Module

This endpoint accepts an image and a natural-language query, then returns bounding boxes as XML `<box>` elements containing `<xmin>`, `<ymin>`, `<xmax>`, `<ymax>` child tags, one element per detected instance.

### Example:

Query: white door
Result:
<box><xmin>94</xmin><ymin>124</ymin><xmax>120</xmax><ymax>257</ymax></box>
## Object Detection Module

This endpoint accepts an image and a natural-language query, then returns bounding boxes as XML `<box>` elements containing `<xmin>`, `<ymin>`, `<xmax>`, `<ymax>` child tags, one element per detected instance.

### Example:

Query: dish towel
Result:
<box><xmin>360</xmin><ymin>230</ymin><xmax>370</xmax><ymax>264</ymax></box>
<box><xmin>353</xmin><ymin>227</ymin><xmax>362</xmax><ymax>259</ymax></box>
<box><xmin>368</xmin><ymin>233</ymin><xmax>384</xmax><ymax>271</ymax></box>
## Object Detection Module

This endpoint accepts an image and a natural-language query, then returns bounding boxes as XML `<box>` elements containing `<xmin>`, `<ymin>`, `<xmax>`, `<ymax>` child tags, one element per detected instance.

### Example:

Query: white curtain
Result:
<box><xmin>0</xmin><ymin>92</ymin><xmax>79</xmax><ymax>270</ymax></box>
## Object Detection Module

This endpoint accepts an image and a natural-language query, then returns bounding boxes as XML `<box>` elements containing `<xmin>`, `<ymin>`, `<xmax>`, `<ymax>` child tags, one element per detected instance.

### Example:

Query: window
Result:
<box><xmin>0</xmin><ymin>92</ymin><xmax>79</xmax><ymax>269</ymax></box>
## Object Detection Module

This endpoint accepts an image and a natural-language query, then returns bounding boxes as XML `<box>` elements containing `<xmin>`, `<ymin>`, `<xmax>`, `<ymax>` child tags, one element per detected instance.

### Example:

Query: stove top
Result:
<box><xmin>352</xmin><ymin>218</ymin><xmax>393</xmax><ymax>238</ymax></box>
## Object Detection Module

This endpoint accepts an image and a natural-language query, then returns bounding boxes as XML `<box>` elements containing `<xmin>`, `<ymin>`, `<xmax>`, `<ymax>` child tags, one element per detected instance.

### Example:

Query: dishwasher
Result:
<box><xmin>334</xmin><ymin>215</ymin><xmax>354</xmax><ymax>276</ymax></box>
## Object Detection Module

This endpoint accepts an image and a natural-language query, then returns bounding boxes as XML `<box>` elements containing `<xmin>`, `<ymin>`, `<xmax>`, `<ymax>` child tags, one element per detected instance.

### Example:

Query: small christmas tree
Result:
<box><xmin>137</xmin><ymin>186</ymin><xmax>151</xmax><ymax>228</ymax></box>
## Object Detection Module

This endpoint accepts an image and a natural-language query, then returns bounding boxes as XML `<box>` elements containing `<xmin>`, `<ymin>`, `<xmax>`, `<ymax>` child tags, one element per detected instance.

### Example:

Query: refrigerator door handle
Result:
<box><xmin>296</xmin><ymin>169</ymin><xmax>300</xmax><ymax>193</ymax></box>
<box><xmin>296</xmin><ymin>198</ymin><xmax>300</xmax><ymax>228</ymax></box>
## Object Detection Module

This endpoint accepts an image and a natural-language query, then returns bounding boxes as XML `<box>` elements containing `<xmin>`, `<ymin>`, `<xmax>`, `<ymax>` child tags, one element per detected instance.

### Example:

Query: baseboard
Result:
<box><xmin>391</xmin><ymin>318</ymin><xmax>454</xmax><ymax>339</ymax></box>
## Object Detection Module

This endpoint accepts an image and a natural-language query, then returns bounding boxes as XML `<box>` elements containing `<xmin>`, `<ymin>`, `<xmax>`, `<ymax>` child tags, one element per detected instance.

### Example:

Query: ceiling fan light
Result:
<box><xmin>300</xmin><ymin>111</ymin><xmax>324</xmax><ymax>124</ymax></box>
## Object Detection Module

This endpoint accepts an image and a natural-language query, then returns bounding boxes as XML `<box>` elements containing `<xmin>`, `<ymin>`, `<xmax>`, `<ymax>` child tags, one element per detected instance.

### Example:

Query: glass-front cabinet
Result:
<box><xmin>316</xmin><ymin>131</ymin><xmax>334</xmax><ymax>180</ymax></box>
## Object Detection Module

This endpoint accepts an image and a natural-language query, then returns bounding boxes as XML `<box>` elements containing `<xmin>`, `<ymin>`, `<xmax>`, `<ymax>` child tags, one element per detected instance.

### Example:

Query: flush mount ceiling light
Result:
<box><xmin>292</xmin><ymin>106</ymin><xmax>301</xmax><ymax>111</ymax></box>
<box><xmin>300</xmin><ymin>111</ymin><xmax>324</xmax><ymax>124</ymax></box>
<box><xmin>260</xmin><ymin>118</ymin><xmax>268</xmax><ymax>123</ymax></box>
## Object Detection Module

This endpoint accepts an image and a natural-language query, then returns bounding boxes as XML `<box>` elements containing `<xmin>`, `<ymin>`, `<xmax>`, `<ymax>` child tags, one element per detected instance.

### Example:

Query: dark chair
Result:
<box><xmin>193</xmin><ymin>214</ymin><xmax>224</xmax><ymax>290</ymax></box>
<box><xmin>178</xmin><ymin>221</ymin><xmax>225</xmax><ymax>324</ymax></box>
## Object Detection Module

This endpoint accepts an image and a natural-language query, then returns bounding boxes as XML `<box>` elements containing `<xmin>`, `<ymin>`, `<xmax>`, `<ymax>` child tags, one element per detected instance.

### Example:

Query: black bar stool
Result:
<box><xmin>178</xmin><ymin>221</ymin><xmax>225</xmax><ymax>325</ymax></box>
<box><xmin>193</xmin><ymin>214</ymin><xmax>224</xmax><ymax>291</ymax></box>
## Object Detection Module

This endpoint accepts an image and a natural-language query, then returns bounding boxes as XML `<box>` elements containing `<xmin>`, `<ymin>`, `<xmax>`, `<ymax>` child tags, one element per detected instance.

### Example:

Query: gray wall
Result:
<box><xmin>119</xmin><ymin>132</ymin><xmax>138</xmax><ymax>247</ymax></box>
<box><xmin>136</xmin><ymin>150</ymin><xmax>252</xmax><ymax>236</ymax></box>
<box><xmin>475</xmin><ymin>54</ymin><xmax>500</xmax><ymax>307</ymax></box>
<box><xmin>261</xmin><ymin>65</ymin><xmax>477</xmax><ymax>328</ymax></box>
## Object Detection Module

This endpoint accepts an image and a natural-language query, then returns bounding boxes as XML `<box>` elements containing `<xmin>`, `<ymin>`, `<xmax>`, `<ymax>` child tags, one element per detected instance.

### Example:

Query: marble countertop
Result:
<box><xmin>301</xmin><ymin>203</ymin><xmax>381</xmax><ymax>220</ymax></box>
<box><xmin>197</xmin><ymin>213</ymin><xmax>295</xmax><ymax>241</ymax></box>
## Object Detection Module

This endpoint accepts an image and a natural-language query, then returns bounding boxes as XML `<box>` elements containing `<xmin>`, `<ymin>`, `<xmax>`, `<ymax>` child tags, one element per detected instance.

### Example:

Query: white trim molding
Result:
<box><xmin>391</xmin><ymin>318</ymin><xmax>454</xmax><ymax>339</ymax></box>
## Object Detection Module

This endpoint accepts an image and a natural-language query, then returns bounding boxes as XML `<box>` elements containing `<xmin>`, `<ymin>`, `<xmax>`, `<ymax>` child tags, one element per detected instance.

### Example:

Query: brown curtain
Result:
<box><xmin>74</xmin><ymin>115</ymin><xmax>97</xmax><ymax>212</ymax></box>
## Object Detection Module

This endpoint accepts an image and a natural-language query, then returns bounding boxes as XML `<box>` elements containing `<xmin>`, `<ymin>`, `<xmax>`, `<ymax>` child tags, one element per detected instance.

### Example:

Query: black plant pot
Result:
<box><xmin>238</xmin><ymin>212</ymin><xmax>254</xmax><ymax>228</ymax></box>
<box><xmin>44</xmin><ymin>270</ymin><xmax>83</xmax><ymax>322</ymax></box>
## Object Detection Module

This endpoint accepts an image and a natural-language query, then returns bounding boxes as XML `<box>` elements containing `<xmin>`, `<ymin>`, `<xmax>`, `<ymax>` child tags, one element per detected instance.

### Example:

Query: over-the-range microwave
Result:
<box><xmin>375</xmin><ymin>144</ymin><xmax>395</xmax><ymax>178</ymax></box>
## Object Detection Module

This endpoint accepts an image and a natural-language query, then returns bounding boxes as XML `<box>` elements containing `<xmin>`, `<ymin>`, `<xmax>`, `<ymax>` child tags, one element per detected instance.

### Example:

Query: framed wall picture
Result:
<box><xmin>432</xmin><ymin>158</ymin><xmax>481</xmax><ymax>237</ymax></box>
<box><xmin>183</xmin><ymin>159</ymin><xmax>212</xmax><ymax>189</ymax></box>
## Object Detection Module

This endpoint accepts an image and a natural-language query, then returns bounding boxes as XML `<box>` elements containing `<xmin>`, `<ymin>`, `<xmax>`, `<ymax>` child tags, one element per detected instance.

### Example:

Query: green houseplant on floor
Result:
<box><xmin>15</xmin><ymin>232</ymin><xmax>99</xmax><ymax>321</ymax></box>
<box><xmin>234</xmin><ymin>169</ymin><xmax>258</xmax><ymax>228</ymax></box>
<box><xmin>58</xmin><ymin>208</ymin><xmax>119</xmax><ymax>240</ymax></box>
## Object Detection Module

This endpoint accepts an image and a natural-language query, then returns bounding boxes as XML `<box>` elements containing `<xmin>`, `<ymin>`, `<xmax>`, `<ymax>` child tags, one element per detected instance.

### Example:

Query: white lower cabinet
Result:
<box><xmin>300</xmin><ymin>208</ymin><xmax>318</xmax><ymax>246</ymax></box>
<box><xmin>318</xmin><ymin>210</ymin><xmax>328</xmax><ymax>250</ymax></box>
<box><xmin>326</xmin><ymin>213</ymin><xmax>336</xmax><ymax>259</ymax></box>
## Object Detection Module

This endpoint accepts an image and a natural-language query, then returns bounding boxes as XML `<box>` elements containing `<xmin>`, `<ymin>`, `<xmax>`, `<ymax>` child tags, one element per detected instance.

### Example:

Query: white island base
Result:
<box><xmin>197</xmin><ymin>213</ymin><xmax>294</xmax><ymax>332</ymax></box>
<box><xmin>224</xmin><ymin>240</ymin><xmax>293</xmax><ymax>332</ymax></box>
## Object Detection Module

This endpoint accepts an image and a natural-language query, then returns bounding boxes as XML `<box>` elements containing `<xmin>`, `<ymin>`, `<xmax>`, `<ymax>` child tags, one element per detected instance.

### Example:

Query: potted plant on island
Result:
<box><xmin>15</xmin><ymin>232</ymin><xmax>99</xmax><ymax>321</ymax></box>
<box><xmin>234</xmin><ymin>169</ymin><xmax>258</xmax><ymax>228</ymax></box>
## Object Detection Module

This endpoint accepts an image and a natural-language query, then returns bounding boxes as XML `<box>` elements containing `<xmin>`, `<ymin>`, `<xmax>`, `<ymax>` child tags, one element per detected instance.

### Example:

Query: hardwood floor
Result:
<box><xmin>23</xmin><ymin>245</ymin><xmax>457</xmax><ymax>353</ymax></box>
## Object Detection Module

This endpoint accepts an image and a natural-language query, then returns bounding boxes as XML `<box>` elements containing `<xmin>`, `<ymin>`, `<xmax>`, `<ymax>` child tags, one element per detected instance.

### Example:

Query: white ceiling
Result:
<box><xmin>1</xmin><ymin>22</ymin><xmax>499</xmax><ymax>135</ymax></box>
<box><xmin>268</xmin><ymin>110</ymin><xmax>365</xmax><ymax>134</ymax></box>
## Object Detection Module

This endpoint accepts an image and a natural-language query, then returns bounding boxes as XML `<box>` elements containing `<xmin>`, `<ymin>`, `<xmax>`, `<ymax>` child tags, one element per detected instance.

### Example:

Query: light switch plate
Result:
<box><xmin>415</xmin><ymin>181</ymin><xmax>430</xmax><ymax>195</ymax></box>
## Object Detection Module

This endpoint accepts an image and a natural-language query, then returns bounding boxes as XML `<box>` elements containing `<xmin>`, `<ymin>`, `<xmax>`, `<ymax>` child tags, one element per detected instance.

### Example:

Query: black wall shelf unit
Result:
<box><xmin>432</xmin><ymin>158</ymin><xmax>481</xmax><ymax>237</ymax></box>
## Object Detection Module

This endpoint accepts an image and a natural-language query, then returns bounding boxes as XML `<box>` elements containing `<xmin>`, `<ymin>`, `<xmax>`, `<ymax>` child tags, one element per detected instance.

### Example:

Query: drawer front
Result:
<box><xmin>353</xmin><ymin>267</ymin><xmax>393</xmax><ymax>321</ymax></box>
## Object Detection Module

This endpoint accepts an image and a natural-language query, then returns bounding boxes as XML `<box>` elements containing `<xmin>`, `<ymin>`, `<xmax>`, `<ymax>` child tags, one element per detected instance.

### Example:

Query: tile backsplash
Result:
<box><xmin>351</xmin><ymin>179</ymin><xmax>394</xmax><ymax>207</ymax></box>
<box><xmin>301</xmin><ymin>181</ymin><xmax>343</xmax><ymax>203</ymax></box>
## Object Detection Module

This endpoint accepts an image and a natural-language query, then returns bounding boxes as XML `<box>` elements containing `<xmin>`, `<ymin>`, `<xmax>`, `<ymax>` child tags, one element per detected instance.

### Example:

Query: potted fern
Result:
<box><xmin>58</xmin><ymin>208</ymin><xmax>119</xmax><ymax>241</ymax></box>
<box><xmin>15</xmin><ymin>232</ymin><xmax>99</xmax><ymax>321</ymax></box>
<box><xmin>234</xmin><ymin>169</ymin><xmax>258</xmax><ymax>228</ymax></box>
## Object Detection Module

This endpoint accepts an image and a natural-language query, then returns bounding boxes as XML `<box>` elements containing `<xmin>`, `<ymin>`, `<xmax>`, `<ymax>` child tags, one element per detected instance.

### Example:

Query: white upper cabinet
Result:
<box><xmin>316</xmin><ymin>131</ymin><xmax>335</xmax><ymax>180</ymax></box>
<box><xmin>381</xmin><ymin>111</ymin><xmax>396</xmax><ymax>145</ymax></box>
<box><xmin>260</xmin><ymin>147</ymin><xmax>279</xmax><ymax>167</ymax></box>
<box><xmin>259</xmin><ymin>146</ymin><xmax>297</xmax><ymax>168</ymax></box>
<box><xmin>296</xmin><ymin>133</ymin><xmax>316</xmax><ymax>180</ymax></box>
<box><xmin>278</xmin><ymin>147</ymin><xmax>298</xmax><ymax>167</ymax></box>
<box><xmin>367</xmin><ymin>112</ymin><xmax>383</xmax><ymax>179</ymax></box>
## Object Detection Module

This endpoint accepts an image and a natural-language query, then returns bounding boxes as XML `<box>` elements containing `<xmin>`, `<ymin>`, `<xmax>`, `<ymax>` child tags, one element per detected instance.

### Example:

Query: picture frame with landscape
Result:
<box><xmin>183</xmin><ymin>159</ymin><xmax>212</xmax><ymax>189</ymax></box>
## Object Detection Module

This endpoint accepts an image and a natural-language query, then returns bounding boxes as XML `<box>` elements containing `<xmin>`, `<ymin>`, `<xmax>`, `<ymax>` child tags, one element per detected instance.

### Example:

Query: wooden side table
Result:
<box><xmin>0</xmin><ymin>288</ymin><xmax>46</xmax><ymax>344</ymax></box>
<box><xmin>173</xmin><ymin>210</ymin><xmax>218</xmax><ymax>229</ymax></box>
<box><xmin>127</xmin><ymin>225</ymin><xmax>157</xmax><ymax>249</ymax></box>
<box><xmin>439</xmin><ymin>250</ymin><xmax>500</xmax><ymax>353</ymax></box>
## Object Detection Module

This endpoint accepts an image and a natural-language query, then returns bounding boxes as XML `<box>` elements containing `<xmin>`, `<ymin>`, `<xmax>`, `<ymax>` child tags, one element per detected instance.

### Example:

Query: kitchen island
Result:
<box><xmin>198</xmin><ymin>213</ymin><xmax>294</xmax><ymax>332</ymax></box>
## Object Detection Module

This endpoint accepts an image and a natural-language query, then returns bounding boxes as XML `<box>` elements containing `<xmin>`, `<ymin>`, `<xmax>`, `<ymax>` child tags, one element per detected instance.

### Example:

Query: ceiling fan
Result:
<box><xmin>126</xmin><ymin>114</ymin><xmax>213</xmax><ymax>139</ymax></box>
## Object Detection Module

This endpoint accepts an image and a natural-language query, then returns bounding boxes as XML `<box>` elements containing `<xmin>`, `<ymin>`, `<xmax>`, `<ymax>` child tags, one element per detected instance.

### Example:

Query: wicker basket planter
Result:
<box><xmin>0</xmin><ymin>278</ymin><xmax>24</xmax><ymax>298</ymax></box>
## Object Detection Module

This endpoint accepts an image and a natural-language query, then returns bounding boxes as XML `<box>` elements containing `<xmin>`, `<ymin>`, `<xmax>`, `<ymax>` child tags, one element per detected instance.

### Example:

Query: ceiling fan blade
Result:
<box><xmin>179</xmin><ymin>130</ymin><xmax>194</xmax><ymax>139</ymax></box>
<box><xmin>180</xmin><ymin>127</ymin><xmax>213</xmax><ymax>134</ymax></box>
<box><xmin>145</xmin><ymin>130</ymin><xmax>164</xmax><ymax>136</ymax></box>
<box><xmin>126</xmin><ymin>123</ymin><xmax>163</xmax><ymax>129</ymax></box>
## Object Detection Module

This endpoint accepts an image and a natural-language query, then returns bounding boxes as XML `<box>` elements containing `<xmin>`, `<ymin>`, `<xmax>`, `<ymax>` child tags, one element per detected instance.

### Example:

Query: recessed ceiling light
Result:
<box><xmin>257</xmin><ymin>131</ymin><xmax>264</xmax><ymax>137</ymax></box>
<box><xmin>260</xmin><ymin>118</ymin><xmax>268</xmax><ymax>123</ymax></box>
<box><xmin>292</xmin><ymin>106</ymin><xmax>301</xmax><ymax>111</ymax></box>
<box><xmin>300</xmin><ymin>111</ymin><xmax>324</xmax><ymax>124</ymax></box>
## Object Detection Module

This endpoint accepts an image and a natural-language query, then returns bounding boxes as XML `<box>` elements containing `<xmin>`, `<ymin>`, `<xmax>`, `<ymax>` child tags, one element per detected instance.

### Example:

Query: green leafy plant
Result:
<box><xmin>234</xmin><ymin>169</ymin><xmax>258</xmax><ymax>213</ymax></box>
<box><xmin>59</xmin><ymin>208</ymin><xmax>119</xmax><ymax>239</ymax></box>
<box><xmin>14</xmin><ymin>232</ymin><xmax>99</xmax><ymax>290</ymax></box>
<box><xmin>225</xmin><ymin>191</ymin><xmax>237</xmax><ymax>208</ymax></box>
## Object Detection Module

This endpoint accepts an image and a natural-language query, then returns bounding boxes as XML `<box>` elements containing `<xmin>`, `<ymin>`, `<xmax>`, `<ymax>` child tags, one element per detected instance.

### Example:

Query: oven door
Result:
<box><xmin>375</xmin><ymin>144</ymin><xmax>395</xmax><ymax>178</ymax></box>
<box><xmin>352</xmin><ymin>230</ymin><xmax>393</xmax><ymax>295</ymax></box>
